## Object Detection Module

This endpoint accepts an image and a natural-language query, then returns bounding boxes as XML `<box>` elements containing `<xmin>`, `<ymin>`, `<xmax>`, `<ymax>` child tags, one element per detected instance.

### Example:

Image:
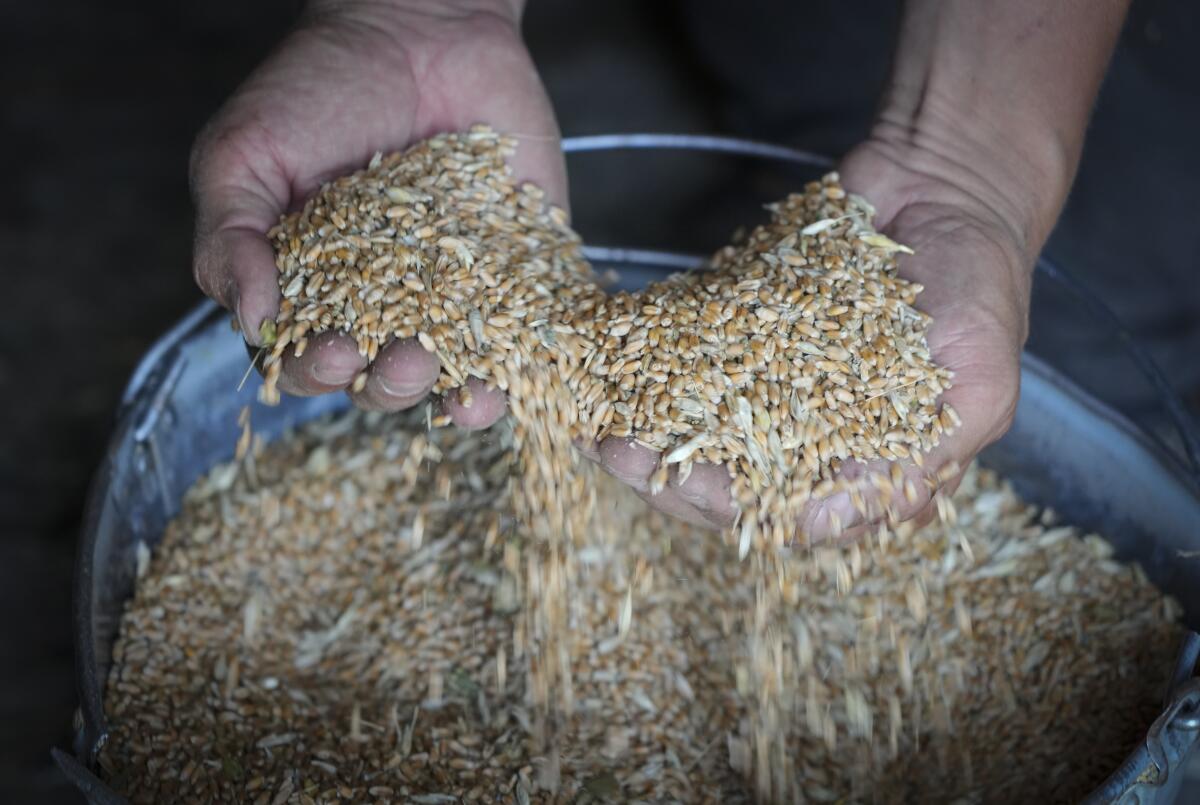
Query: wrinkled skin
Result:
<box><xmin>598</xmin><ymin>141</ymin><xmax>1029</xmax><ymax>537</ymax></box>
<box><xmin>192</xmin><ymin>2</ymin><xmax>1031</xmax><ymax>540</ymax></box>
<box><xmin>192</xmin><ymin>3</ymin><xmax>562</xmax><ymax>424</ymax></box>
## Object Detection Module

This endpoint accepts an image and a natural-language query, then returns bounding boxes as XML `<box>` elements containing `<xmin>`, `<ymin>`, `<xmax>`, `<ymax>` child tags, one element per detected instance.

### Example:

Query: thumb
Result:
<box><xmin>193</xmin><ymin>222</ymin><xmax>281</xmax><ymax>346</ymax></box>
<box><xmin>190</xmin><ymin>126</ymin><xmax>289</xmax><ymax>346</ymax></box>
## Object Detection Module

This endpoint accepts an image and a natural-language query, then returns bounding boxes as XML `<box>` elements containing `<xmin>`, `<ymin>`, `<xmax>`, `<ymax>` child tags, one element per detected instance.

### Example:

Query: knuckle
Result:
<box><xmin>982</xmin><ymin>362</ymin><xmax>1022</xmax><ymax>446</ymax></box>
<box><xmin>191</xmin><ymin>258</ymin><xmax>212</xmax><ymax>298</ymax></box>
<box><xmin>187</xmin><ymin>123</ymin><xmax>215</xmax><ymax>187</ymax></box>
<box><xmin>191</xmin><ymin>242</ymin><xmax>221</xmax><ymax>301</ymax></box>
<box><xmin>188</xmin><ymin>116</ymin><xmax>238</xmax><ymax>195</ymax></box>
<box><xmin>994</xmin><ymin>378</ymin><xmax>1020</xmax><ymax>436</ymax></box>
<box><xmin>191</xmin><ymin>228</ymin><xmax>234</xmax><ymax>307</ymax></box>
<box><xmin>189</xmin><ymin>111</ymin><xmax>276</xmax><ymax>200</ymax></box>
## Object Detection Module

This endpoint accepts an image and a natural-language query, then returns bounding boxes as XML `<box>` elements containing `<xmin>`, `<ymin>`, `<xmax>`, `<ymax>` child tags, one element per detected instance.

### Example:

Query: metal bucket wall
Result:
<box><xmin>57</xmin><ymin>137</ymin><xmax>1200</xmax><ymax>804</ymax></box>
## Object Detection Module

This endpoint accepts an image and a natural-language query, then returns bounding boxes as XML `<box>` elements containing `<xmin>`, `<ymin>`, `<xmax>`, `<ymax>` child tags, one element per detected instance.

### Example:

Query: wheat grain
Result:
<box><xmin>101</xmin><ymin>409</ymin><xmax>1180</xmax><ymax>803</ymax></box>
<box><xmin>99</xmin><ymin>129</ymin><xmax>1181</xmax><ymax>802</ymax></box>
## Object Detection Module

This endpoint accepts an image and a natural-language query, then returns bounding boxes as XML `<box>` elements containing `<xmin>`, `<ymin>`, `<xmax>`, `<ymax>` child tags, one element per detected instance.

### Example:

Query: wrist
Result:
<box><xmin>866</xmin><ymin>88</ymin><xmax>1074</xmax><ymax>264</ymax></box>
<box><xmin>862</xmin><ymin>0</ymin><xmax>1129</xmax><ymax>262</ymax></box>
<box><xmin>306</xmin><ymin>0</ymin><xmax>524</xmax><ymax>25</ymax></box>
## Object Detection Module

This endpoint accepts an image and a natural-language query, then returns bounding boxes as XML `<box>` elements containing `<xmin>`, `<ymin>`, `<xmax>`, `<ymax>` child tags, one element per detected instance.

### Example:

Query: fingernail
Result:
<box><xmin>573</xmin><ymin>439</ymin><xmax>601</xmax><ymax>462</ymax></box>
<box><xmin>605</xmin><ymin>465</ymin><xmax>647</xmax><ymax>488</ymax></box>
<box><xmin>677</xmin><ymin>486</ymin><xmax>710</xmax><ymax>510</ymax></box>
<box><xmin>232</xmin><ymin>293</ymin><xmax>258</xmax><ymax>347</ymax></box>
<box><xmin>379</xmin><ymin>376</ymin><xmax>434</xmax><ymax>398</ymax></box>
<box><xmin>312</xmin><ymin>362</ymin><xmax>359</xmax><ymax>386</ymax></box>
<box><xmin>814</xmin><ymin>492</ymin><xmax>863</xmax><ymax>537</ymax></box>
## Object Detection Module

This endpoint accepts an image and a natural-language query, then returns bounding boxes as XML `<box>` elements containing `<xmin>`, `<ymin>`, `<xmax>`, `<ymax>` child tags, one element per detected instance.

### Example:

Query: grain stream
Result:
<box><xmin>254</xmin><ymin>128</ymin><xmax>960</xmax><ymax>791</ymax></box>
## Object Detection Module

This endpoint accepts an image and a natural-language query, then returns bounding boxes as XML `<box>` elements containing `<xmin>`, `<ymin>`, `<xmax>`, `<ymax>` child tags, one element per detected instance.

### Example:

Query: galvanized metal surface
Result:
<box><xmin>61</xmin><ymin>136</ymin><xmax>1200</xmax><ymax>803</ymax></box>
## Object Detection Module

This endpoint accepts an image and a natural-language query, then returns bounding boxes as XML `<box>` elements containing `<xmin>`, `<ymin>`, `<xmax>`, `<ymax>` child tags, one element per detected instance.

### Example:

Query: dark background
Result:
<box><xmin>3</xmin><ymin>1</ymin><xmax>1198</xmax><ymax>801</ymax></box>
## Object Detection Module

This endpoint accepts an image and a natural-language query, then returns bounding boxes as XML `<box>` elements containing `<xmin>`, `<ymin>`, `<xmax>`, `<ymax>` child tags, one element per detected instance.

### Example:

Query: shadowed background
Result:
<box><xmin>2</xmin><ymin>1</ymin><xmax>1197</xmax><ymax>800</ymax></box>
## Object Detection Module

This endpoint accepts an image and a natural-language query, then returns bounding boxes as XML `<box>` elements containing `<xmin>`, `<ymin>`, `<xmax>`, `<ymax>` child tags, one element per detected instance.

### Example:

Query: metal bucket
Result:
<box><xmin>55</xmin><ymin>136</ymin><xmax>1200</xmax><ymax>804</ymax></box>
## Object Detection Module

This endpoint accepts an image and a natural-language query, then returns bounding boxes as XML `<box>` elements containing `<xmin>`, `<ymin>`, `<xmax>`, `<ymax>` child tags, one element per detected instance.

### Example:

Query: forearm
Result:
<box><xmin>306</xmin><ymin>0</ymin><xmax>526</xmax><ymax>22</ymax></box>
<box><xmin>873</xmin><ymin>0</ymin><xmax>1129</xmax><ymax>252</ymax></box>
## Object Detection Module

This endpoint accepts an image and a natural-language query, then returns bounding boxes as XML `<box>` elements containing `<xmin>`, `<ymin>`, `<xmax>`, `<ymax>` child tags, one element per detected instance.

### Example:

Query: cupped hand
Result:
<box><xmin>599</xmin><ymin>137</ymin><xmax>1033</xmax><ymax>538</ymax></box>
<box><xmin>191</xmin><ymin>0</ymin><xmax>564</xmax><ymax>426</ymax></box>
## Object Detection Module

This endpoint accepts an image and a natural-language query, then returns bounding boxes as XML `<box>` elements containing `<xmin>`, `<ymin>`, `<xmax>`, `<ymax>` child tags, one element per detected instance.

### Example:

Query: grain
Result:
<box><xmin>252</xmin><ymin>130</ymin><xmax>962</xmax><ymax>784</ymax></box>
<box><xmin>101</xmin><ymin>409</ymin><xmax>1181</xmax><ymax>803</ymax></box>
<box><xmin>260</xmin><ymin>132</ymin><xmax>606</xmax><ymax>763</ymax></box>
<box><xmin>101</xmin><ymin>129</ymin><xmax>1180</xmax><ymax>802</ymax></box>
<box><xmin>258</xmin><ymin>127</ymin><xmax>951</xmax><ymax>551</ymax></box>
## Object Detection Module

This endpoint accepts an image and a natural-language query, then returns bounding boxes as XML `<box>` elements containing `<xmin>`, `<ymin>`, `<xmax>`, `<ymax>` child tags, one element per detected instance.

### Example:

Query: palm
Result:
<box><xmin>603</xmin><ymin>146</ymin><xmax>1031</xmax><ymax>536</ymax></box>
<box><xmin>215</xmin><ymin>10</ymin><xmax>565</xmax><ymax>207</ymax></box>
<box><xmin>192</xmin><ymin>5</ymin><xmax>564</xmax><ymax>419</ymax></box>
<box><xmin>896</xmin><ymin>214</ymin><xmax>1024</xmax><ymax>451</ymax></box>
<box><xmin>193</xmin><ymin>10</ymin><xmax>1030</xmax><ymax>537</ymax></box>
<box><xmin>839</xmin><ymin>153</ymin><xmax>1028</xmax><ymax>479</ymax></box>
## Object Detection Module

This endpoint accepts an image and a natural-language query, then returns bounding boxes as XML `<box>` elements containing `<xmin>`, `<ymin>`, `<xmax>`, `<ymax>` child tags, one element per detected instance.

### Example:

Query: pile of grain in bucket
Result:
<box><xmin>101</xmin><ymin>409</ymin><xmax>1180</xmax><ymax>803</ymax></box>
<box><xmin>100</xmin><ymin>128</ymin><xmax>1182</xmax><ymax>802</ymax></box>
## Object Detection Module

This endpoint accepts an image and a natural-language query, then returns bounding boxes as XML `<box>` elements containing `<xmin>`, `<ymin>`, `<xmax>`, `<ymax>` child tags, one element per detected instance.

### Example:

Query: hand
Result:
<box><xmin>834</xmin><ymin>136</ymin><xmax>1032</xmax><ymax>527</ymax></box>
<box><xmin>598</xmin><ymin>0</ymin><xmax>1122</xmax><ymax>539</ymax></box>
<box><xmin>191</xmin><ymin>0</ymin><xmax>563</xmax><ymax>427</ymax></box>
<box><xmin>598</xmin><ymin>135</ymin><xmax>1035</xmax><ymax>538</ymax></box>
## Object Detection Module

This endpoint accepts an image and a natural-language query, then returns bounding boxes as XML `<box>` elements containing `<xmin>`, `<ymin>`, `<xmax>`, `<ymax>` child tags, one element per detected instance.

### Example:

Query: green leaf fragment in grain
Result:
<box><xmin>221</xmin><ymin>755</ymin><xmax>243</xmax><ymax>781</ymax></box>
<box><xmin>448</xmin><ymin>667</ymin><xmax>480</xmax><ymax>699</ymax></box>
<box><xmin>578</xmin><ymin>772</ymin><xmax>622</xmax><ymax>802</ymax></box>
